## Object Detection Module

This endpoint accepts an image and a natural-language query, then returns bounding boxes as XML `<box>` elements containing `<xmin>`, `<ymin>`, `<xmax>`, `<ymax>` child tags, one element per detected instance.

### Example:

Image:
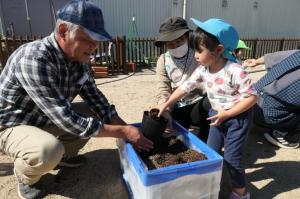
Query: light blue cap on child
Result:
<box><xmin>190</xmin><ymin>18</ymin><xmax>239</xmax><ymax>62</ymax></box>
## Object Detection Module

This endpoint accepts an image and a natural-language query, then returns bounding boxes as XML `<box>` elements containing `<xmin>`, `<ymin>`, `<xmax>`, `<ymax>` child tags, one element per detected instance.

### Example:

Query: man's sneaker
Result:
<box><xmin>58</xmin><ymin>155</ymin><xmax>87</xmax><ymax>167</ymax></box>
<box><xmin>228</xmin><ymin>191</ymin><xmax>250</xmax><ymax>199</ymax></box>
<box><xmin>14</xmin><ymin>168</ymin><xmax>45</xmax><ymax>199</ymax></box>
<box><xmin>264</xmin><ymin>130</ymin><xmax>299</xmax><ymax>149</ymax></box>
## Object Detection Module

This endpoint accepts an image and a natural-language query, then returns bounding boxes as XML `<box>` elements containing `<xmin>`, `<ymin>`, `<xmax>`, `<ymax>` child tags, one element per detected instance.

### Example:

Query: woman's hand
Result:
<box><xmin>161</xmin><ymin>110</ymin><xmax>174</xmax><ymax>134</ymax></box>
<box><xmin>157</xmin><ymin>102</ymin><xmax>169</xmax><ymax>117</ymax></box>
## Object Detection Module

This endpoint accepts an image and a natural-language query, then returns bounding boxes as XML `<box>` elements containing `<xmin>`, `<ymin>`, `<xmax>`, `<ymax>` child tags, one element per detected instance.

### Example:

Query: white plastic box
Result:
<box><xmin>118</xmin><ymin>122</ymin><xmax>223</xmax><ymax>199</ymax></box>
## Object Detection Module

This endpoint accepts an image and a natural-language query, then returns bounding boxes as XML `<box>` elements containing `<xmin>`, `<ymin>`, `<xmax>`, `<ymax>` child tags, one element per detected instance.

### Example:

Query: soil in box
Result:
<box><xmin>138</xmin><ymin>136</ymin><xmax>208</xmax><ymax>170</ymax></box>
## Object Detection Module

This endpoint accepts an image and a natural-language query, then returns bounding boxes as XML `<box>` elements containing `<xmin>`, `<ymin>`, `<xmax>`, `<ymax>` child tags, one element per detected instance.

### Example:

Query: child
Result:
<box><xmin>157</xmin><ymin>18</ymin><xmax>257</xmax><ymax>199</ymax></box>
<box><xmin>235</xmin><ymin>40</ymin><xmax>251</xmax><ymax>62</ymax></box>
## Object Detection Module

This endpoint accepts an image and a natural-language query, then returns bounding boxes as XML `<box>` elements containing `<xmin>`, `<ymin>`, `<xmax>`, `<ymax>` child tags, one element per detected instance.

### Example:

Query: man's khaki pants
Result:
<box><xmin>0</xmin><ymin>102</ymin><xmax>98</xmax><ymax>185</ymax></box>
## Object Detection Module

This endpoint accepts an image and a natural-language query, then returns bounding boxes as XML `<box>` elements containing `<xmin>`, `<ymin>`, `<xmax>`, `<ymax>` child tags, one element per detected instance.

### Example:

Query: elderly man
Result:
<box><xmin>245</xmin><ymin>49</ymin><xmax>300</xmax><ymax>149</ymax></box>
<box><xmin>0</xmin><ymin>1</ymin><xmax>152</xmax><ymax>198</ymax></box>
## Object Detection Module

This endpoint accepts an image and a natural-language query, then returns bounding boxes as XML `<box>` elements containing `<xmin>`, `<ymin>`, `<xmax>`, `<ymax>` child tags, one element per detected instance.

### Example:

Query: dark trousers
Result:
<box><xmin>207</xmin><ymin>108</ymin><xmax>253</xmax><ymax>188</ymax></box>
<box><xmin>172</xmin><ymin>96</ymin><xmax>210</xmax><ymax>141</ymax></box>
<box><xmin>253</xmin><ymin>104</ymin><xmax>300</xmax><ymax>133</ymax></box>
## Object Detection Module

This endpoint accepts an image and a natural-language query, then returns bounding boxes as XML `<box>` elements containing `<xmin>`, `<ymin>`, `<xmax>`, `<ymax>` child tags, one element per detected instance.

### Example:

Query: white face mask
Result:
<box><xmin>168</xmin><ymin>42</ymin><xmax>188</xmax><ymax>58</ymax></box>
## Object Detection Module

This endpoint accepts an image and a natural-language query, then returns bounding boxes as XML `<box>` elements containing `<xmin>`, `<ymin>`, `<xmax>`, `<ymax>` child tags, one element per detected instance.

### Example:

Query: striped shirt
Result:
<box><xmin>0</xmin><ymin>33</ymin><xmax>116</xmax><ymax>138</ymax></box>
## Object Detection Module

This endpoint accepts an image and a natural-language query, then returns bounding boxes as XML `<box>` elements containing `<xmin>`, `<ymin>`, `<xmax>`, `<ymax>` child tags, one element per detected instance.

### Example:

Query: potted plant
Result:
<box><xmin>144</xmin><ymin>56</ymin><xmax>158</xmax><ymax>67</ymax></box>
<box><xmin>126</xmin><ymin>62</ymin><xmax>136</xmax><ymax>72</ymax></box>
<box><xmin>149</xmin><ymin>56</ymin><xmax>157</xmax><ymax>68</ymax></box>
<box><xmin>91</xmin><ymin>65</ymin><xmax>108</xmax><ymax>78</ymax></box>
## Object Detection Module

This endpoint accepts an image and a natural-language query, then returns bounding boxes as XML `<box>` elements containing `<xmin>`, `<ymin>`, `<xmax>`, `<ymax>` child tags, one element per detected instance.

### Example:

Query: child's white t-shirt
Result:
<box><xmin>180</xmin><ymin>61</ymin><xmax>257</xmax><ymax>110</ymax></box>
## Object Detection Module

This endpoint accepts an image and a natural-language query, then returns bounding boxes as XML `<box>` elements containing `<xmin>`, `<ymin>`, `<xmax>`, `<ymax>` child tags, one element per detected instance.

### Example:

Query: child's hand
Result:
<box><xmin>207</xmin><ymin>108</ymin><xmax>230</xmax><ymax>126</ymax></box>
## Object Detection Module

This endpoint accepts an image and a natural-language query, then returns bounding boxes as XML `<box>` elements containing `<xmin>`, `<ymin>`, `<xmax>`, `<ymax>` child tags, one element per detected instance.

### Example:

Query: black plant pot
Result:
<box><xmin>140</xmin><ymin>109</ymin><xmax>167</xmax><ymax>146</ymax></box>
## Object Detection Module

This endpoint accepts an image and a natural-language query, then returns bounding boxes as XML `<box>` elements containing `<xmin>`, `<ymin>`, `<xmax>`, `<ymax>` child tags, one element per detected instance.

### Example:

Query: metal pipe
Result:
<box><xmin>0</xmin><ymin>0</ymin><xmax>7</xmax><ymax>36</ymax></box>
<box><xmin>183</xmin><ymin>0</ymin><xmax>187</xmax><ymax>19</ymax></box>
<box><xmin>49</xmin><ymin>0</ymin><xmax>56</xmax><ymax>29</ymax></box>
<box><xmin>24</xmin><ymin>0</ymin><xmax>32</xmax><ymax>36</ymax></box>
<box><xmin>9</xmin><ymin>23</ymin><xmax>15</xmax><ymax>37</ymax></box>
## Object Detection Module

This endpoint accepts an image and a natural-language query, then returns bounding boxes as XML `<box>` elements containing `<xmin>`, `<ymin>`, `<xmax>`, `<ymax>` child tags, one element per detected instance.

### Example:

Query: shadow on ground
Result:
<box><xmin>0</xmin><ymin>162</ymin><xmax>13</xmax><ymax>176</ymax></box>
<box><xmin>42</xmin><ymin>149</ymin><xmax>129</xmax><ymax>199</ymax></box>
<box><xmin>1</xmin><ymin>124</ymin><xmax>299</xmax><ymax>199</ymax></box>
<box><xmin>219</xmin><ymin>124</ymin><xmax>300</xmax><ymax>199</ymax></box>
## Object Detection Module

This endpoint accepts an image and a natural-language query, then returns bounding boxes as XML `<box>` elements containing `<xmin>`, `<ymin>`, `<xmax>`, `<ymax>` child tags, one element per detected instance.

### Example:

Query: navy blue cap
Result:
<box><xmin>57</xmin><ymin>0</ymin><xmax>112</xmax><ymax>41</ymax></box>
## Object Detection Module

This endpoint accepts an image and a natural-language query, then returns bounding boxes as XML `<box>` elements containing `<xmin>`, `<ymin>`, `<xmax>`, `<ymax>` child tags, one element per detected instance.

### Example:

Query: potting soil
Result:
<box><xmin>139</xmin><ymin>136</ymin><xmax>207</xmax><ymax>170</ymax></box>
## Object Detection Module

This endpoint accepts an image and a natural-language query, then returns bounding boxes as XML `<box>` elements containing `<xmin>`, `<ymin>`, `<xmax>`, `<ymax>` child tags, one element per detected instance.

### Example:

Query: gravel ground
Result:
<box><xmin>1</xmin><ymin>66</ymin><xmax>300</xmax><ymax>199</ymax></box>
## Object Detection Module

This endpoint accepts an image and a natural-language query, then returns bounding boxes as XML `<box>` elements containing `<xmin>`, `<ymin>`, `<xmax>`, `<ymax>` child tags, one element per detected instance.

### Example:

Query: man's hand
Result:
<box><xmin>207</xmin><ymin>108</ymin><xmax>230</xmax><ymax>126</ymax></box>
<box><xmin>123</xmin><ymin>125</ymin><xmax>153</xmax><ymax>151</ymax></box>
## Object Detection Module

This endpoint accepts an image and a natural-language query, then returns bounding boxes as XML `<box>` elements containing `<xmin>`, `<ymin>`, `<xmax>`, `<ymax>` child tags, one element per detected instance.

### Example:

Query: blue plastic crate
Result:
<box><xmin>118</xmin><ymin>121</ymin><xmax>223</xmax><ymax>199</ymax></box>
